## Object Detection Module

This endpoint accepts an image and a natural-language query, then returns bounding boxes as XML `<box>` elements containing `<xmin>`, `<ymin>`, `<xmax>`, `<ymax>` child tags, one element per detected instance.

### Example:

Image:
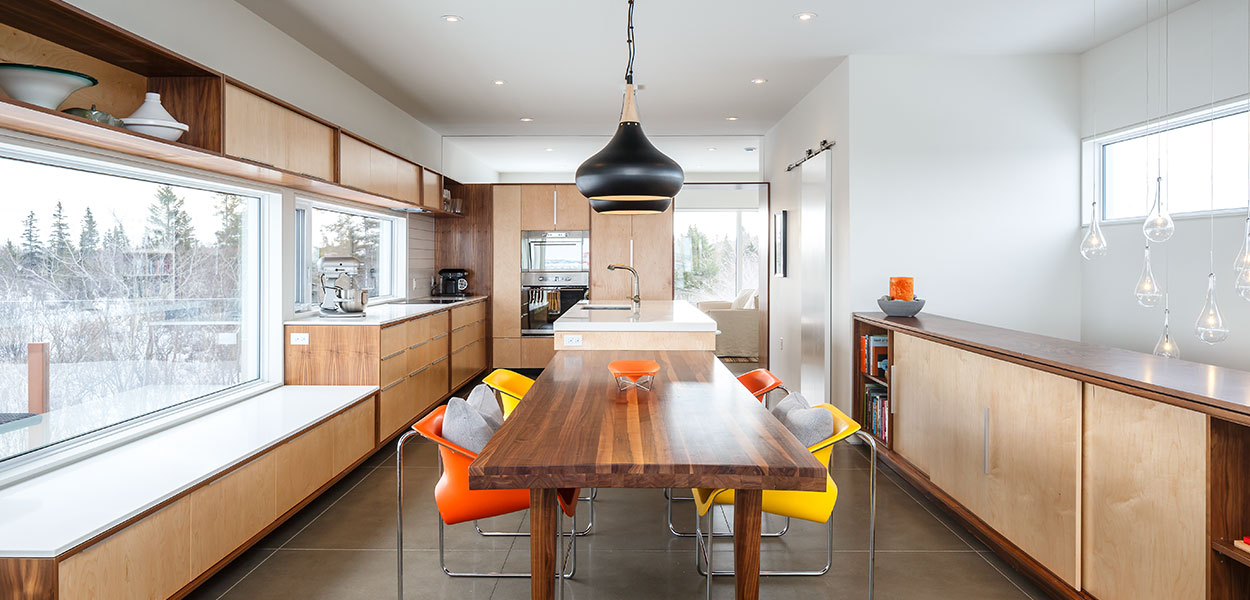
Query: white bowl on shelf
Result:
<box><xmin>0</xmin><ymin>64</ymin><xmax>98</xmax><ymax>110</ymax></box>
<box><xmin>121</xmin><ymin>92</ymin><xmax>189</xmax><ymax>141</ymax></box>
<box><xmin>121</xmin><ymin>117</ymin><xmax>189</xmax><ymax>141</ymax></box>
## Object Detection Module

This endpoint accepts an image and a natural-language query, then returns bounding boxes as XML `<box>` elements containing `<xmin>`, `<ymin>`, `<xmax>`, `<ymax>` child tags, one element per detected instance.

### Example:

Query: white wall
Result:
<box><xmin>442</xmin><ymin>142</ymin><xmax>500</xmax><ymax>184</ymax></box>
<box><xmin>1081</xmin><ymin>0</ymin><xmax>1250</xmax><ymax>371</ymax></box>
<box><xmin>762</xmin><ymin>60</ymin><xmax>851</xmax><ymax>408</ymax></box>
<box><xmin>66</xmin><ymin>0</ymin><xmax>446</xmax><ymax>173</ymax></box>
<box><xmin>847</xmin><ymin>55</ymin><xmax>1084</xmax><ymax>342</ymax></box>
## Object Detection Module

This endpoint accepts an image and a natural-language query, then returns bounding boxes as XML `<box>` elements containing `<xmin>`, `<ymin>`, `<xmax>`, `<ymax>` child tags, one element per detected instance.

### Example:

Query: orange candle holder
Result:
<box><xmin>609</xmin><ymin>360</ymin><xmax>661</xmax><ymax>392</ymax></box>
<box><xmin>889</xmin><ymin>277</ymin><xmax>914</xmax><ymax>302</ymax></box>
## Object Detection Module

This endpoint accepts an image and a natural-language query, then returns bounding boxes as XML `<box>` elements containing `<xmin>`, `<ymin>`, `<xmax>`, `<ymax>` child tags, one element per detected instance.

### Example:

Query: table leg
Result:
<box><xmin>733</xmin><ymin>489</ymin><xmax>762</xmax><ymax>600</ymax></box>
<box><xmin>530</xmin><ymin>488</ymin><xmax>557</xmax><ymax>599</ymax></box>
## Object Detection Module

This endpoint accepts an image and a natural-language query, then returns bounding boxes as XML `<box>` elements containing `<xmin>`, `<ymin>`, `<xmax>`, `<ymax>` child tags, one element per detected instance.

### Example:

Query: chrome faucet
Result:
<box><xmin>607</xmin><ymin>264</ymin><xmax>640</xmax><ymax>310</ymax></box>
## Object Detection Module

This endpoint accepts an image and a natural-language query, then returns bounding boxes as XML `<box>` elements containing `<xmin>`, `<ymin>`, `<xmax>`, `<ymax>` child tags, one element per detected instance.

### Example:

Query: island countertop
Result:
<box><xmin>553</xmin><ymin>299</ymin><xmax>717</xmax><ymax>332</ymax></box>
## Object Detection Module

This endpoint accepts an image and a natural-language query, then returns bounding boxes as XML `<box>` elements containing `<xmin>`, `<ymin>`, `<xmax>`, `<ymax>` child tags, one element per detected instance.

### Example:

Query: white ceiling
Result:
<box><xmin>237</xmin><ymin>0</ymin><xmax>1197</xmax><ymax>174</ymax></box>
<box><xmin>445</xmin><ymin>135</ymin><xmax>763</xmax><ymax>176</ymax></box>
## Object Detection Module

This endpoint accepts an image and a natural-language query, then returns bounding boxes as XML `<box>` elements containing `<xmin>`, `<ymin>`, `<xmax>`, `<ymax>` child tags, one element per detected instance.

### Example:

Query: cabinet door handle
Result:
<box><xmin>982</xmin><ymin>407</ymin><xmax>990</xmax><ymax>474</ymax></box>
<box><xmin>553</xmin><ymin>188</ymin><xmax>558</xmax><ymax>227</ymax></box>
<box><xmin>629</xmin><ymin>239</ymin><xmax>634</xmax><ymax>267</ymax></box>
<box><xmin>889</xmin><ymin>366</ymin><xmax>896</xmax><ymax>414</ymax></box>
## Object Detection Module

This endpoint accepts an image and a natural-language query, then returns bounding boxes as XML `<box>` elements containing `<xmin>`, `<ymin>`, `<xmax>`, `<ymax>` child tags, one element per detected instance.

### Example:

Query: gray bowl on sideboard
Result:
<box><xmin>878</xmin><ymin>296</ymin><xmax>925</xmax><ymax>318</ymax></box>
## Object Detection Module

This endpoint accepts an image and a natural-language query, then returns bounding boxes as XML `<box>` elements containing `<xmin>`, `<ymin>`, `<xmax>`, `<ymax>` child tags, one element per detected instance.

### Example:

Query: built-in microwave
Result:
<box><xmin>521</xmin><ymin>230</ymin><xmax>589</xmax><ymax>272</ymax></box>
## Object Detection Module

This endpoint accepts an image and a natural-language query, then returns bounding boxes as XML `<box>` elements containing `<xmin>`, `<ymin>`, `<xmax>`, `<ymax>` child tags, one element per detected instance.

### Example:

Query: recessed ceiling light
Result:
<box><xmin>519</xmin><ymin>117</ymin><xmax>534</xmax><ymax>122</ymax></box>
<box><xmin>724</xmin><ymin>116</ymin><xmax>740</xmax><ymax>121</ymax></box>
<box><xmin>492</xmin><ymin>80</ymin><xmax>506</xmax><ymax>86</ymax></box>
<box><xmin>744</xmin><ymin>147</ymin><xmax>757</xmax><ymax>152</ymax></box>
<box><xmin>441</xmin><ymin>14</ymin><xmax>464</xmax><ymax>22</ymax></box>
<box><xmin>544</xmin><ymin>148</ymin><xmax>554</xmax><ymax>152</ymax></box>
<box><xmin>707</xmin><ymin>147</ymin><xmax>717</xmax><ymax>152</ymax></box>
<box><xmin>793</xmin><ymin>12</ymin><xmax>818</xmax><ymax>22</ymax></box>
<box><xmin>750</xmin><ymin>78</ymin><xmax>767</xmax><ymax>85</ymax></box>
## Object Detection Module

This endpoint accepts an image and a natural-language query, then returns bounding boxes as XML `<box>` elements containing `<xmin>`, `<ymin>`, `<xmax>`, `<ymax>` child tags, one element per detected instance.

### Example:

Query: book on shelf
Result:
<box><xmin>860</xmin><ymin>334</ymin><xmax>889</xmax><ymax>377</ymax></box>
<box><xmin>863</xmin><ymin>383</ymin><xmax>889</xmax><ymax>444</ymax></box>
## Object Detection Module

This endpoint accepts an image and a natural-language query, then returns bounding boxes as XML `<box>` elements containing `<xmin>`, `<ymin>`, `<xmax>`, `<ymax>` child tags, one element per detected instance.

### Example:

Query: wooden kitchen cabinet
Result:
<box><xmin>521</xmin><ymin>337</ymin><xmax>556</xmax><ymax>369</ymax></box>
<box><xmin>555</xmin><ymin>185</ymin><xmax>591</xmax><ymax>230</ymax></box>
<box><xmin>338</xmin><ymin>132</ymin><xmax>420</xmax><ymax>204</ymax></box>
<box><xmin>224</xmin><ymin>83</ymin><xmax>334</xmax><ymax>181</ymax></box>
<box><xmin>890</xmin><ymin>333</ymin><xmax>935</xmax><ymax>475</ymax></box>
<box><xmin>589</xmin><ymin>204</ymin><xmax>672</xmax><ymax>301</ymax></box>
<box><xmin>492</xmin><ymin>186</ymin><xmax>523</xmax><ymax>342</ymax></box>
<box><xmin>1083</xmin><ymin>385</ymin><xmax>1206</xmax><ymax>600</ymax></box>
<box><xmin>423</xmin><ymin>167</ymin><xmax>442</xmax><ymax>210</ymax></box>
<box><xmin>493</xmin><ymin>337</ymin><xmax>522</xmax><ymax>369</ymax></box>
<box><xmin>520</xmin><ymin>184</ymin><xmax>589</xmax><ymax>231</ymax></box>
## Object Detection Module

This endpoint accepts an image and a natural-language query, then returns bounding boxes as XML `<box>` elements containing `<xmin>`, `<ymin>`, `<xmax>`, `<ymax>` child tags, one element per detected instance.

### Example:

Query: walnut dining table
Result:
<box><xmin>468</xmin><ymin>350</ymin><xmax>827</xmax><ymax>600</ymax></box>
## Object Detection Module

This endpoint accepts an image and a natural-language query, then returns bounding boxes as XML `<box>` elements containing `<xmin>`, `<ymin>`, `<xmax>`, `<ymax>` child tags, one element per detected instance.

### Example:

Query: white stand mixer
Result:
<box><xmin>317</xmin><ymin>256</ymin><xmax>369</xmax><ymax>318</ymax></box>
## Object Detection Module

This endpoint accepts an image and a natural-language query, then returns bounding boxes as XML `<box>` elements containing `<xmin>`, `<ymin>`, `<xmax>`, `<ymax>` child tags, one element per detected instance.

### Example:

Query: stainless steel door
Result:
<box><xmin>800</xmin><ymin>153</ymin><xmax>832</xmax><ymax>405</ymax></box>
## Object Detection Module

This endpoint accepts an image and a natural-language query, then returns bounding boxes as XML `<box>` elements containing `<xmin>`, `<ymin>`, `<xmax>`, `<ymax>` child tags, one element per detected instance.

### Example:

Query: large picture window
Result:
<box><xmin>1088</xmin><ymin>99</ymin><xmax>1249</xmax><ymax>222</ymax></box>
<box><xmin>0</xmin><ymin>149</ymin><xmax>263</xmax><ymax>463</ymax></box>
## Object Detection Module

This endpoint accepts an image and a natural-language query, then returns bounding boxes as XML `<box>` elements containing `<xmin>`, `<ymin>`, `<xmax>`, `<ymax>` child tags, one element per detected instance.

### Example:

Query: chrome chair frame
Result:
<box><xmin>692</xmin><ymin>431</ymin><xmax>877</xmax><ymax>600</ymax></box>
<box><xmin>396</xmin><ymin>430</ymin><xmax>577</xmax><ymax>599</ymax></box>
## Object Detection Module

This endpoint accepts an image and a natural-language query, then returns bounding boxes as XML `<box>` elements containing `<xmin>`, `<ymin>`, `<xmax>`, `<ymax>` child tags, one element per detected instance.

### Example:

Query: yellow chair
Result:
<box><xmin>482</xmin><ymin>369</ymin><xmax>534</xmax><ymax>418</ymax></box>
<box><xmin>692</xmin><ymin>403</ymin><xmax>877</xmax><ymax>599</ymax></box>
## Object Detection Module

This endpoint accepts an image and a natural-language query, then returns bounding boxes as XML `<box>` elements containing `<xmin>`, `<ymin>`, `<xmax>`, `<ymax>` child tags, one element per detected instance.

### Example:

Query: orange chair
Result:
<box><xmin>396</xmin><ymin>407</ymin><xmax>579</xmax><ymax>596</ymax></box>
<box><xmin>737</xmin><ymin>368</ymin><xmax>791</xmax><ymax>404</ymax></box>
<box><xmin>666</xmin><ymin>368</ymin><xmax>793</xmax><ymax>537</ymax></box>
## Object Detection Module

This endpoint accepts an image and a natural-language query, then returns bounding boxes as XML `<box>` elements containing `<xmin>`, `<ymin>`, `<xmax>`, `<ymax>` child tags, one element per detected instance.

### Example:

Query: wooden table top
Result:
<box><xmin>468</xmin><ymin>351</ymin><xmax>826</xmax><ymax>492</ymax></box>
<box><xmin>856</xmin><ymin>311</ymin><xmax>1250</xmax><ymax>422</ymax></box>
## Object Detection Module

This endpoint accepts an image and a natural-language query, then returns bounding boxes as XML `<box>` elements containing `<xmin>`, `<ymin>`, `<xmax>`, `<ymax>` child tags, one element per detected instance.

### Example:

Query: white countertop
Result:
<box><xmin>553</xmin><ymin>300</ymin><xmax>717</xmax><ymax>332</ymax></box>
<box><xmin>284</xmin><ymin>296</ymin><xmax>486</xmax><ymax>327</ymax></box>
<box><xmin>0</xmin><ymin>385</ymin><xmax>376</xmax><ymax>557</ymax></box>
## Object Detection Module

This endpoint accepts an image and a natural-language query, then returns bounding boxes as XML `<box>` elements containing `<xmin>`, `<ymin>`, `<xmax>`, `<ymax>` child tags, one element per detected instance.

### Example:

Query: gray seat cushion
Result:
<box><xmin>442</xmin><ymin>397</ymin><xmax>495</xmax><ymax>454</ymax></box>
<box><xmin>770</xmin><ymin>392</ymin><xmax>834</xmax><ymax>448</ymax></box>
<box><xmin>466</xmin><ymin>384</ymin><xmax>504</xmax><ymax>430</ymax></box>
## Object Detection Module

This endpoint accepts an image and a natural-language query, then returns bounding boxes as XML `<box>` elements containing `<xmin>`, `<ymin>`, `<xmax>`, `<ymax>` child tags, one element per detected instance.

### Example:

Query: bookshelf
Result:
<box><xmin>851</xmin><ymin>317</ymin><xmax>892</xmax><ymax>449</ymax></box>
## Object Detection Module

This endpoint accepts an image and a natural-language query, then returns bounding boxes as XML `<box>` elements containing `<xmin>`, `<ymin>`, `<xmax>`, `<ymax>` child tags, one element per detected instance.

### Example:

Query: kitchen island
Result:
<box><xmin>551</xmin><ymin>299</ymin><xmax>717</xmax><ymax>351</ymax></box>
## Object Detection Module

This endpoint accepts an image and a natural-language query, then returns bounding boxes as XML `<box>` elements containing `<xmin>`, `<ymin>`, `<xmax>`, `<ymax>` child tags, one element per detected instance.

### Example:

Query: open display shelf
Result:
<box><xmin>851</xmin><ymin>317</ymin><xmax>892</xmax><ymax>449</ymax></box>
<box><xmin>1209</xmin><ymin>418</ymin><xmax>1250</xmax><ymax>598</ymax></box>
<box><xmin>0</xmin><ymin>0</ymin><xmax>464</xmax><ymax>218</ymax></box>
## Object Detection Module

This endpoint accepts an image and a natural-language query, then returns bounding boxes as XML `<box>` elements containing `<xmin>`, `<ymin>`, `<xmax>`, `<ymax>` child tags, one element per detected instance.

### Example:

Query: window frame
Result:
<box><xmin>294</xmin><ymin>195</ymin><xmax>407</xmax><ymax>312</ymax></box>
<box><xmin>1082</xmin><ymin>97</ymin><xmax>1250</xmax><ymax>226</ymax></box>
<box><xmin>0</xmin><ymin>129</ymin><xmax>284</xmax><ymax>477</ymax></box>
<box><xmin>673</xmin><ymin>206</ymin><xmax>761</xmax><ymax>302</ymax></box>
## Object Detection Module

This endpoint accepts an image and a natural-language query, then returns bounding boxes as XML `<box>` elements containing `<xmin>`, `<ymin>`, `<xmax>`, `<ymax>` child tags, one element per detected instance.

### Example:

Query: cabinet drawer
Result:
<box><xmin>450</xmin><ymin>302</ymin><xmax>485</xmax><ymax>330</ymax></box>
<box><xmin>428</xmin><ymin>333</ymin><xmax>449</xmax><ymax>362</ymax></box>
<box><xmin>59</xmin><ymin>500</ymin><xmax>191</xmax><ymax>600</ymax></box>
<box><xmin>380</xmin><ymin>323</ymin><xmax>407</xmax><ymax>357</ymax></box>
<box><xmin>332</xmin><ymin>400</ymin><xmax>375</xmax><ymax>473</ymax></box>
<box><xmin>450</xmin><ymin>340</ymin><xmax>484</xmax><ymax>390</ymax></box>
<box><xmin>407</xmin><ymin>315</ymin><xmax>430</xmax><ymax>346</ymax></box>
<box><xmin>380</xmin><ymin>349</ymin><xmax>408</xmax><ymax>386</ymax></box>
<box><xmin>428</xmin><ymin>357</ymin><xmax>449</xmax><ymax>400</ymax></box>
<box><xmin>377</xmin><ymin>377</ymin><xmax>416</xmax><ymax>442</ymax></box>
<box><xmin>428</xmin><ymin>311</ymin><xmax>450</xmax><ymax>337</ymax></box>
<box><xmin>275</xmin><ymin>421</ymin><xmax>334</xmax><ymax>514</ymax></box>
<box><xmin>407</xmin><ymin>340</ymin><xmax>428</xmax><ymax>375</ymax></box>
<box><xmin>451</xmin><ymin>320</ymin><xmax>484</xmax><ymax>352</ymax></box>
<box><xmin>188</xmin><ymin>453</ymin><xmax>276</xmax><ymax>577</ymax></box>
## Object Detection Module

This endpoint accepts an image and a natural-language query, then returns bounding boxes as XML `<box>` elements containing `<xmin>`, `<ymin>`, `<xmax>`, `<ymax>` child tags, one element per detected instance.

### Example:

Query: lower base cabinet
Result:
<box><xmin>55</xmin><ymin>398</ymin><xmax>375</xmax><ymax>600</ymax></box>
<box><xmin>1082</xmin><ymin>384</ymin><xmax>1207</xmax><ymax>600</ymax></box>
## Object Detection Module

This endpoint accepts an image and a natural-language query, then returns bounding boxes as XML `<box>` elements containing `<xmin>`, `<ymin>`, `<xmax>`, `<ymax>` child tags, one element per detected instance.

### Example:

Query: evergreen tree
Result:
<box><xmin>103</xmin><ymin>221</ymin><xmax>130</xmax><ymax>251</ymax></box>
<box><xmin>319</xmin><ymin>213</ymin><xmax>378</xmax><ymax>264</ymax></box>
<box><xmin>49</xmin><ymin>201</ymin><xmax>72</xmax><ymax>259</ymax></box>
<box><xmin>20</xmin><ymin>211</ymin><xmax>41</xmax><ymax>271</ymax></box>
<box><xmin>79</xmin><ymin>207</ymin><xmax>100</xmax><ymax>255</ymax></box>
<box><xmin>214</xmin><ymin>194</ymin><xmax>243</xmax><ymax>248</ymax></box>
<box><xmin>144</xmin><ymin>185</ymin><xmax>195</xmax><ymax>252</ymax></box>
<box><xmin>680</xmin><ymin>224</ymin><xmax>721</xmax><ymax>295</ymax></box>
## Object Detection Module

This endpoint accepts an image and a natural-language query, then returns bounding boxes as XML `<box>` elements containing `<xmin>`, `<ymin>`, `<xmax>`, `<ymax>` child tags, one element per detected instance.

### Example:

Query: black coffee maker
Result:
<box><xmin>437</xmin><ymin>268</ymin><xmax>469</xmax><ymax>297</ymax></box>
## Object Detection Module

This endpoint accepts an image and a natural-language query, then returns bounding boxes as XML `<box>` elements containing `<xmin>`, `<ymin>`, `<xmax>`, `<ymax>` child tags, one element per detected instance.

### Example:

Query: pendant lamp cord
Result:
<box><xmin>624</xmin><ymin>0</ymin><xmax>636</xmax><ymax>84</ymax></box>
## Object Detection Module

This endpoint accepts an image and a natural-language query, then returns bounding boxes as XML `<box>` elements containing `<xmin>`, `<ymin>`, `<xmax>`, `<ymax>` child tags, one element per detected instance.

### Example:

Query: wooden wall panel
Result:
<box><xmin>520</xmin><ymin>184</ymin><xmax>555</xmax><ymax>230</ymax></box>
<box><xmin>435</xmin><ymin>186</ymin><xmax>493</xmax><ymax>349</ymax></box>
<box><xmin>1083</xmin><ymin>384</ymin><xmax>1207</xmax><ymax>600</ymax></box>
<box><xmin>58</xmin><ymin>501</ymin><xmax>190</xmax><ymax>600</ymax></box>
<box><xmin>589</xmin><ymin>209</ymin><xmax>632</xmax><ymax>301</ymax></box>
<box><xmin>492</xmin><ymin>185</ymin><xmax>522</xmax><ymax>338</ymax></box>
<box><xmin>555</xmin><ymin>185</ymin><xmax>590</xmax><ymax>230</ymax></box>
<box><xmin>0</xmin><ymin>558</ymin><xmax>55</xmax><ymax>600</ymax></box>
<box><xmin>275</xmin><ymin>423</ymin><xmax>334</xmax><ymax>515</ymax></box>
<box><xmin>632</xmin><ymin>206</ymin><xmax>674</xmax><ymax>300</ymax></box>
<box><xmin>284</xmin><ymin>325</ymin><xmax>380</xmax><ymax>385</ymax></box>
<box><xmin>553</xmin><ymin>331</ymin><xmax>714</xmax><ymax>352</ymax></box>
<box><xmin>0</xmin><ymin>22</ymin><xmax>146</xmax><ymax>117</ymax></box>
<box><xmin>188</xmin><ymin>453</ymin><xmax>276</xmax><ymax>577</ymax></box>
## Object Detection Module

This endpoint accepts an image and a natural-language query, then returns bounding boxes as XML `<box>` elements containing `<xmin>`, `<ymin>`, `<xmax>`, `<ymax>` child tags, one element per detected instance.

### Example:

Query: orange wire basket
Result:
<box><xmin>608</xmin><ymin>360</ymin><xmax>661</xmax><ymax>392</ymax></box>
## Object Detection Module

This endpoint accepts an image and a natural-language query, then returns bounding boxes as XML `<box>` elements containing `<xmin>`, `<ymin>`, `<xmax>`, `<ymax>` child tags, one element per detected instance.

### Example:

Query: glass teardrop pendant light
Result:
<box><xmin>1193</xmin><ymin>273</ymin><xmax>1230</xmax><ymax>344</ymax></box>
<box><xmin>1235</xmin><ymin>263</ymin><xmax>1250</xmax><ymax>302</ymax></box>
<box><xmin>1080</xmin><ymin>200</ymin><xmax>1108</xmax><ymax>260</ymax></box>
<box><xmin>1234</xmin><ymin>216</ymin><xmax>1250</xmax><ymax>274</ymax></box>
<box><xmin>1134</xmin><ymin>243</ymin><xmax>1163</xmax><ymax>307</ymax></box>
<box><xmin>1153</xmin><ymin>306</ymin><xmax>1180</xmax><ymax>358</ymax></box>
<box><xmin>1143</xmin><ymin>176</ymin><xmax>1175</xmax><ymax>242</ymax></box>
<box><xmin>575</xmin><ymin>0</ymin><xmax>684</xmax><ymax>214</ymax></box>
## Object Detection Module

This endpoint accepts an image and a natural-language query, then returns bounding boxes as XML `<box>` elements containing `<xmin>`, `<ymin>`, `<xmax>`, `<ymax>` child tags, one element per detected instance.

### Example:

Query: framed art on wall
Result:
<box><xmin>773</xmin><ymin>209</ymin><xmax>787</xmax><ymax>277</ymax></box>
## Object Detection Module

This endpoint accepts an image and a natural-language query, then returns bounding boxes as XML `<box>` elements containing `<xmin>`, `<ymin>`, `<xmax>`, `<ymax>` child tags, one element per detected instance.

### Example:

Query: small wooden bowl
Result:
<box><xmin>609</xmin><ymin>360</ymin><xmax>661</xmax><ymax>391</ymax></box>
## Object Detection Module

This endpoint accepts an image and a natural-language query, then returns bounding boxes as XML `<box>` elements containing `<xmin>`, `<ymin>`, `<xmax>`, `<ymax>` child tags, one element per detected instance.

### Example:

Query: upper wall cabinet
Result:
<box><xmin>338</xmin><ymin>132</ymin><xmax>421</xmax><ymax>205</ymax></box>
<box><xmin>423</xmin><ymin>167</ymin><xmax>442</xmax><ymax>210</ymax></box>
<box><xmin>224</xmin><ymin>84</ymin><xmax>334</xmax><ymax>181</ymax></box>
<box><xmin>521</xmin><ymin>185</ymin><xmax>590</xmax><ymax>231</ymax></box>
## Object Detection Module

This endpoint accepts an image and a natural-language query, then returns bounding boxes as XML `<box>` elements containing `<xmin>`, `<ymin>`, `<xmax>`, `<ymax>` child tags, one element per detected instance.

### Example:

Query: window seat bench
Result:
<box><xmin>0</xmin><ymin>384</ymin><xmax>379</xmax><ymax>600</ymax></box>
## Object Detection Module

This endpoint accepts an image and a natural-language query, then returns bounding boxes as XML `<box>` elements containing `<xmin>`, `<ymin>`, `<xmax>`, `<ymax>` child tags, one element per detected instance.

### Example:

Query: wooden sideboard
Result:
<box><xmin>852</xmin><ymin>312</ymin><xmax>1250</xmax><ymax>600</ymax></box>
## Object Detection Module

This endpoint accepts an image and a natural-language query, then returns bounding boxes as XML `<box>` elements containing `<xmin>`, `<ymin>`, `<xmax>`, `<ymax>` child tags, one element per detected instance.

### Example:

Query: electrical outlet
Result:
<box><xmin>563</xmin><ymin>334</ymin><xmax>583</xmax><ymax>347</ymax></box>
<box><xmin>779</xmin><ymin>337</ymin><xmax>784</xmax><ymax>350</ymax></box>
<box><xmin>290</xmin><ymin>332</ymin><xmax>310</xmax><ymax>346</ymax></box>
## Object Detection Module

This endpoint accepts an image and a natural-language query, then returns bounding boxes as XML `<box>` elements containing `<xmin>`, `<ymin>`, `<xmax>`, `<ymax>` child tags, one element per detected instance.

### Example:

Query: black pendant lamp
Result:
<box><xmin>576</xmin><ymin>0</ymin><xmax>683</xmax><ymax>214</ymax></box>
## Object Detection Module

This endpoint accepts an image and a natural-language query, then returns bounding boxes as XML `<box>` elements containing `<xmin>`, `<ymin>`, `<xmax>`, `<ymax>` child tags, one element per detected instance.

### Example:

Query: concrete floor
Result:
<box><xmin>186</xmin><ymin>430</ymin><xmax>1048</xmax><ymax>600</ymax></box>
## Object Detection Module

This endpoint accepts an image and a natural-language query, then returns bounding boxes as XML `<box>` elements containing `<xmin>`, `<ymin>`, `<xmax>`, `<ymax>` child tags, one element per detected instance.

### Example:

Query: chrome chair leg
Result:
<box><xmin>668</xmin><ymin>491</ymin><xmax>789</xmax><ymax>538</ymax></box>
<box><xmin>855</xmin><ymin>431</ymin><xmax>878</xmax><ymax>600</ymax></box>
<box><xmin>396</xmin><ymin>430</ymin><xmax>420</xmax><ymax>600</ymax></box>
